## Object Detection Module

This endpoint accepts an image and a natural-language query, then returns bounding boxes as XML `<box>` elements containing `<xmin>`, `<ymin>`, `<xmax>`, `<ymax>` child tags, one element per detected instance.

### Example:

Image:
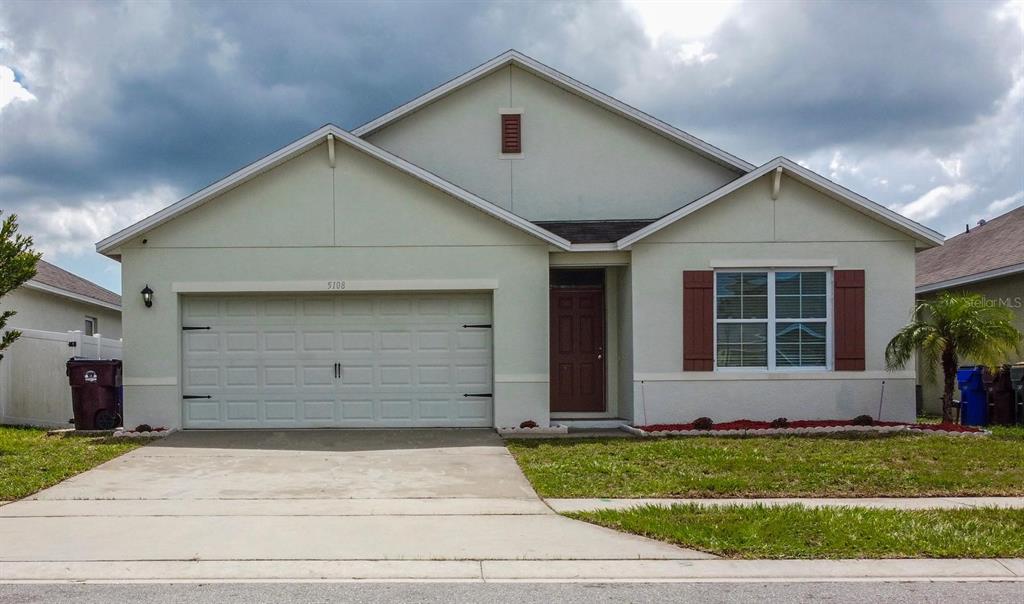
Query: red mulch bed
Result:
<box><xmin>637</xmin><ymin>419</ymin><xmax>981</xmax><ymax>433</ymax></box>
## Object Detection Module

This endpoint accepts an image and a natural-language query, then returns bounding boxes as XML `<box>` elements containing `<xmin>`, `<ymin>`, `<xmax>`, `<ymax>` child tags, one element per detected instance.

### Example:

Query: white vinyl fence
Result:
<box><xmin>0</xmin><ymin>328</ymin><xmax>122</xmax><ymax>427</ymax></box>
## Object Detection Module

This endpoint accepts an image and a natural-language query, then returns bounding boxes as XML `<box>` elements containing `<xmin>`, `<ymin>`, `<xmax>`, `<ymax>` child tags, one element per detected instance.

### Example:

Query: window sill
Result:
<box><xmin>634</xmin><ymin>370</ymin><xmax>915</xmax><ymax>381</ymax></box>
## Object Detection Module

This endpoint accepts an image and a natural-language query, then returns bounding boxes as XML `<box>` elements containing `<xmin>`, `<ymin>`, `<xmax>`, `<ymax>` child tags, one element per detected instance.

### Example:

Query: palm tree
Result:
<box><xmin>886</xmin><ymin>292</ymin><xmax>1021</xmax><ymax>423</ymax></box>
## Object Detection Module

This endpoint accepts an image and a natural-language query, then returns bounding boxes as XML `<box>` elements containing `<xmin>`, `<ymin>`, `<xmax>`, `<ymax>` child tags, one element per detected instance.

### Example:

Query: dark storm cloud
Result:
<box><xmin>609</xmin><ymin>1</ymin><xmax>1020</xmax><ymax>156</ymax></box>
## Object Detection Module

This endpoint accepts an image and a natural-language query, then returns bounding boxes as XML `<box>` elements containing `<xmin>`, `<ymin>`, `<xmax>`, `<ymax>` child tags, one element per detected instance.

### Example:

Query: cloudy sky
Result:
<box><xmin>1</xmin><ymin>0</ymin><xmax>1021</xmax><ymax>293</ymax></box>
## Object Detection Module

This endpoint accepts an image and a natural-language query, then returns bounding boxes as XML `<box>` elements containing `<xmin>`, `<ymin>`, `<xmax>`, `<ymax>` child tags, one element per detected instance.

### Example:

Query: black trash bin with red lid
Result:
<box><xmin>66</xmin><ymin>359</ymin><xmax>123</xmax><ymax>430</ymax></box>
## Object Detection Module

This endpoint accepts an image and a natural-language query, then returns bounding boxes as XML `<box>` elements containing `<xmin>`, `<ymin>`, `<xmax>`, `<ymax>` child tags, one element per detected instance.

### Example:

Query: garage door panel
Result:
<box><xmin>225</xmin><ymin>400</ymin><xmax>260</xmax><ymax>421</ymax></box>
<box><xmin>379</xmin><ymin>331</ymin><xmax>413</xmax><ymax>351</ymax></box>
<box><xmin>301</xmin><ymin>331</ymin><xmax>335</xmax><ymax>351</ymax></box>
<box><xmin>263</xmin><ymin>332</ymin><xmax>297</xmax><ymax>352</ymax></box>
<box><xmin>182</xmin><ymin>293</ymin><xmax>492</xmax><ymax>428</ymax></box>
<box><xmin>225</xmin><ymin>332</ymin><xmax>259</xmax><ymax>352</ymax></box>
<box><xmin>302</xmin><ymin>366</ymin><xmax>336</xmax><ymax>387</ymax></box>
<box><xmin>185</xmin><ymin>332</ymin><xmax>219</xmax><ymax>353</ymax></box>
<box><xmin>225</xmin><ymin>366</ymin><xmax>259</xmax><ymax>387</ymax></box>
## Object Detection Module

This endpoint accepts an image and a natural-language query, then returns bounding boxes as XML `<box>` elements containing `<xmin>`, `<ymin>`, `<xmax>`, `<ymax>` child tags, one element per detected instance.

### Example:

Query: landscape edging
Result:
<box><xmin>620</xmin><ymin>424</ymin><xmax>989</xmax><ymax>438</ymax></box>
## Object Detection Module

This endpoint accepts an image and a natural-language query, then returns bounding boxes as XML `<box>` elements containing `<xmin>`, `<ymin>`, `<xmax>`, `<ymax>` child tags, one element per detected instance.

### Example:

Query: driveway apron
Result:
<box><xmin>0</xmin><ymin>430</ymin><xmax>710</xmax><ymax>569</ymax></box>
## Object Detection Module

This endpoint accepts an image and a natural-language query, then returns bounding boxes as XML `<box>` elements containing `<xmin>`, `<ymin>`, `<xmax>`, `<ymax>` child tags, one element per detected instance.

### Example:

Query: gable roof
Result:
<box><xmin>916</xmin><ymin>205</ymin><xmax>1024</xmax><ymax>293</ymax></box>
<box><xmin>96</xmin><ymin>124</ymin><xmax>572</xmax><ymax>257</ymax></box>
<box><xmin>352</xmin><ymin>50</ymin><xmax>754</xmax><ymax>174</ymax></box>
<box><xmin>615</xmin><ymin>157</ymin><xmax>945</xmax><ymax>250</ymax></box>
<box><xmin>24</xmin><ymin>260</ymin><xmax>122</xmax><ymax>311</ymax></box>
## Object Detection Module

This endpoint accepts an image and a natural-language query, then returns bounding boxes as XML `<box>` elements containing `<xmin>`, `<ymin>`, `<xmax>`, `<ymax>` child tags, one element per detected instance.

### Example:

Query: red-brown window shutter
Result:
<box><xmin>683</xmin><ymin>270</ymin><xmax>714</xmax><ymax>371</ymax></box>
<box><xmin>834</xmin><ymin>269</ymin><xmax>866</xmax><ymax>371</ymax></box>
<box><xmin>501</xmin><ymin>113</ymin><xmax>521</xmax><ymax>154</ymax></box>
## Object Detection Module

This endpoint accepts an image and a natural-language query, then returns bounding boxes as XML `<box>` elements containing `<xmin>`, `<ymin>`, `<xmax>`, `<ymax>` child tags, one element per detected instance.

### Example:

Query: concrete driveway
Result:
<box><xmin>0</xmin><ymin>430</ymin><xmax>710</xmax><ymax>580</ymax></box>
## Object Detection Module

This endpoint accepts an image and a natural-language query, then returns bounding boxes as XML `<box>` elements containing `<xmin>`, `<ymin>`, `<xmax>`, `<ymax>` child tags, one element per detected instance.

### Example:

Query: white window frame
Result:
<box><xmin>713</xmin><ymin>268</ymin><xmax>833</xmax><ymax>372</ymax></box>
<box><xmin>84</xmin><ymin>316</ymin><xmax>97</xmax><ymax>337</ymax></box>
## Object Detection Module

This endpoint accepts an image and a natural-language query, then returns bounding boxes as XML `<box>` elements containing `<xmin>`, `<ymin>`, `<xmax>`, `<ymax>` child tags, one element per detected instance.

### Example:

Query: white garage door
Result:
<box><xmin>181</xmin><ymin>293</ymin><xmax>493</xmax><ymax>428</ymax></box>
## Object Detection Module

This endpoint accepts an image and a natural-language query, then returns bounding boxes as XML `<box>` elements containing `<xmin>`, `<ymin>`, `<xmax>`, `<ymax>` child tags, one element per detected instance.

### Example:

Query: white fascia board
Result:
<box><xmin>352</xmin><ymin>50</ymin><xmax>754</xmax><ymax>173</ymax></box>
<box><xmin>23</xmin><ymin>281</ymin><xmax>122</xmax><ymax>312</ymax></box>
<box><xmin>616</xmin><ymin>157</ymin><xmax>945</xmax><ymax>249</ymax></box>
<box><xmin>915</xmin><ymin>262</ymin><xmax>1024</xmax><ymax>294</ymax></box>
<box><xmin>566</xmin><ymin>243</ymin><xmax>620</xmax><ymax>252</ymax></box>
<box><xmin>96</xmin><ymin>124</ymin><xmax>571</xmax><ymax>255</ymax></box>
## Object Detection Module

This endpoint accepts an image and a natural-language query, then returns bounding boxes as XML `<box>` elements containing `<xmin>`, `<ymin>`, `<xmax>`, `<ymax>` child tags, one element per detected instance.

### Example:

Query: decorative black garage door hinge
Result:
<box><xmin>182</xmin><ymin>326</ymin><xmax>211</xmax><ymax>331</ymax></box>
<box><xmin>182</xmin><ymin>395</ymin><xmax>212</xmax><ymax>399</ymax></box>
<box><xmin>463</xmin><ymin>393</ymin><xmax>493</xmax><ymax>398</ymax></box>
<box><xmin>461</xmin><ymin>324</ymin><xmax>492</xmax><ymax>329</ymax></box>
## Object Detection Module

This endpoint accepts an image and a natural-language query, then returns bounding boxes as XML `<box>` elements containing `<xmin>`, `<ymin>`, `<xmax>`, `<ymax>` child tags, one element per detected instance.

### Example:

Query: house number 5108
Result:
<box><xmin>327</xmin><ymin>281</ymin><xmax>346</xmax><ymax>290</ymax></box>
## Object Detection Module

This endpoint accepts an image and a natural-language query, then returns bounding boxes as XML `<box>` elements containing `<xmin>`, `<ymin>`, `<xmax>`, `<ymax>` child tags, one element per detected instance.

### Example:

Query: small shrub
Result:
<box><xmin>692</xmin><ymin>417</ymin><xmax>714</xmax><ymax>430</ymax></box>
<box><xmin>519</xmin><ymin>420</ymin><xmax>538</xmax><ymax>429</ymax></box>
<box><xmin>134</xmin><ymin>424</ymin><xmax>153</xmax><ymax>433</ymax></box>
<box><xmin>770</xmin><ymin>417</ymin><xmax>789</xmax><ymax>428</ymax></box>
<box><xmin>851</xmin><ymin>415</ymin><xmax>874</xmax><ymax>426</ymax></box>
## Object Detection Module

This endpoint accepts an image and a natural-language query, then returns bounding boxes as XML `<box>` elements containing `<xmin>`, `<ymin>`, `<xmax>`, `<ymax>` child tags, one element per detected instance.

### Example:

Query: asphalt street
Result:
<box><xmin>0</xmin><ymin>581</ymin><xmax>1021</xmax><ymax>603</ymax></box>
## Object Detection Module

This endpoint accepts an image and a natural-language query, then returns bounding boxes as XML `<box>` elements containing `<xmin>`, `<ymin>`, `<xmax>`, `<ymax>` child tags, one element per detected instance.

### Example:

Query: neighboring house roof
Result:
<box><xmin>916</xmin><ymin>205</ymin><xmax>1024</xmax><ymax>293</ymax></box>
<box><xmin>615</xmin><ymin>157</ymin><xmax>945</xmax><ymax>250</ymax></box>
<box><xmin>352</xmin><ymin>50</ymin><xmax>755</xmax><ymax>174</ymax></box>
<box><xmin>96</xmin><ymin>124</ymin><xmax>573</xmax><ymax>257</ymax></box>
<box><xmin>24</xmin><ymin>260</ymin><xmax>122</xmax><ymax>311</ymax></box>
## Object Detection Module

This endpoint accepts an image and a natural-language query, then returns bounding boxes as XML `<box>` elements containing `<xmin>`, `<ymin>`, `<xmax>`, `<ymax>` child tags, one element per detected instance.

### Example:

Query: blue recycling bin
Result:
<box><xmin>957</xmin><ymin>366</ymin><xmax>988</xmax><ymax>426</ymax></box>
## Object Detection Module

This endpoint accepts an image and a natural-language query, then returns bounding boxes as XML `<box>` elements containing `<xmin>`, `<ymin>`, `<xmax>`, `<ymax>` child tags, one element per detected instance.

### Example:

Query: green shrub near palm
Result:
<box><xmin>886</xmin><ymin>292</ymin><xmax>1021</xmax><ymax>423</ymax></box>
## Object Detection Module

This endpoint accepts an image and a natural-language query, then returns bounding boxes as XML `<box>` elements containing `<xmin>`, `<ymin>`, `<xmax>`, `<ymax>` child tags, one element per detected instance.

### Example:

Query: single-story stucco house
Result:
<box><xmin>0</xmin><ymin>260</ymin><xmax>122</xmax><ymax>426</ymax></box>
<box><xmin>96</xmin><ymin>50</ymin><xmax>942</xmax><ymax>431</ymax></box>
<box><xmin>915</xmin><ymin>205</ymin><xmax>1024</xmax><ymax>414</ymax></box>
<box><xmin>1</xmin><ymin>259</ymin><xmax>122</xmax><ymax>339</ymax></box>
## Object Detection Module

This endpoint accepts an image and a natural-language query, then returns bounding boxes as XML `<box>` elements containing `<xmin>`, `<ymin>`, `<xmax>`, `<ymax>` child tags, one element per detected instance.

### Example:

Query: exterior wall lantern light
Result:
<box><xmin>141</xmin><ymin>285</ymin><xmax>154</xmax><ymax>308</ymax></box>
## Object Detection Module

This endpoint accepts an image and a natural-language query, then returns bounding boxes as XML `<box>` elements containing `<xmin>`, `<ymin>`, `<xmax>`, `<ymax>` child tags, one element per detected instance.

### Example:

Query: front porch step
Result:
<box><xmin>558</xmin><ymin>418</ymin><xmax>630</xmax><ymax>429</ymax></box>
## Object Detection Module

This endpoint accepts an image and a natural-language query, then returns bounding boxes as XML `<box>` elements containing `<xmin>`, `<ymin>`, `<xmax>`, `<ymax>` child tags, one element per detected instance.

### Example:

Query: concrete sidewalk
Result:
<box><xmin>547</xmin><ymin>496</ymin><xmax>1024</xmax><ymax>513</ymax></box>
<box><xmin>1</xmin><ymin>558</ymin><xmax>1021</xmax><ymax>582</ymax></box>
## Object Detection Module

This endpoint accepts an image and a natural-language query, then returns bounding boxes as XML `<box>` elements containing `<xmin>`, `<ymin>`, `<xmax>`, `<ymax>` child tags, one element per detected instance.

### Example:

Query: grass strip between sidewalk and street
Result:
<box><xmin>0</xmin><ymin>425</ymin><xmax>144</xmax><ymax>501</ymax></box>
<box><xmin>569</xmin><ymin>503</ymin><xmax>1024</xmax><ymax>559</ymax></box>
<box><xmin>508</xmin><ymin>426</ymin><xmax>1024</xmax><ymax>498</ymax></box>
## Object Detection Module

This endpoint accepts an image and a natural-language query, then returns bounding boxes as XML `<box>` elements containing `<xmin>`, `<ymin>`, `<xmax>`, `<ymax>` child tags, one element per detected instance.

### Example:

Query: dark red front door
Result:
<box><xmin>550</xmin><ymin>288</ymin><xmax>606</xmax><ymax>412</ymax></box>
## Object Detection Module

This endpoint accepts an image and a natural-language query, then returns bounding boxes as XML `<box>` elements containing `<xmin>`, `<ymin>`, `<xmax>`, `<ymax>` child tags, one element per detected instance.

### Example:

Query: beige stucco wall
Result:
<box><xmin>0</xmin><ymin>287</ymin><xmax>122</xmax><ymax>338</ymax></box>
<box><xmin>115</xmin><ymin>141</ymin><xmax>552</xmax><ymax>430</ymax></box>
<box><xmin>627</xmin><ymin>173</ymin><xmax>919</xmax><ymax>423</ymax></box>
<box><xmin>366</xmin><ymin>65</ymin><xmax>739</xmax><ymax>221</ymax></box>
<box><xmin>917</xmin><ymin>273</ymin><xmax>1024</xmax><ymax>414</ymax></box>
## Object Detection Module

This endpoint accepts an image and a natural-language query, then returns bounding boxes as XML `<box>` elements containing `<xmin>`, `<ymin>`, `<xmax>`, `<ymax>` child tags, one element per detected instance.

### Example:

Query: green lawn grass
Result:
<box><xmin>0</xmin><ymin>425</ymin><xmax>144</xmax><ymax>501</ymax></box>
<box><xmin>569</xmin><ymin>504</ymin><xmax>1024</xmax><ymax>559</ymax></box>
<box><xmin>508</xmin><ymin>426</ymin><xmax>1024</xmax><ymax>498</ymax></box>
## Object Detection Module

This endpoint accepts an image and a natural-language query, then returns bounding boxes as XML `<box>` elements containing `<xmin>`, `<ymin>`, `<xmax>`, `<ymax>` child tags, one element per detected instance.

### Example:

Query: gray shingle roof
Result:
<box><xmin>30</xmin><ymin>260</ymin><xmax>122</xmax><ymax>308</ymax></box>
<box><xmin>916</xmin><ymin>205</ymin><xmax>1024</xmax><ymax>288</ymax></box>
<box><xmin>534</xmin><ymin>219</ymin><xmax>656</xmax><ymax>244</ymax></box>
